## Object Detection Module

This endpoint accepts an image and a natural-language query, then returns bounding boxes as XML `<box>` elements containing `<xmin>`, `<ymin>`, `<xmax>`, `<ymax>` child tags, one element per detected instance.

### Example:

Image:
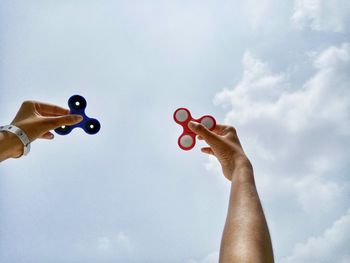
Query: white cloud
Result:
<box><xmin>240</xmin><ymin>0</ymin><xmax>274</xmax><ymax>31</ymax></box>
<box><xmin>187</xmin><ymin>251</ymin><xmax>219</xmax><ymax>263</ymax></box>
<box><xmin>281</xmin><ymin>209</ymin><xmax>350</xmax><ymax>263</ymax></box>
<box><xmin>75</xmin><ymin>232</ymin><xmax>132</xmax><ymax>260</ymax></box>
<box><xmin>214</xmin><ymin>43</ymin><xmax>350</xmax><ymax>176</ymax></box>
<box><xmin>97</xmin><ymin>232</ymin><xmax>132</xmax><ymax>255</ymax></box>
<box><xmin>213</xmin><ymin>43</ymin><xmax>350</xmax><ymax>260</ymax></box>
<box><xmin>292</xmin><ymin>0</ymin><xmax>350</xmax><ymax>32</ymax></box>
<box><xmin>204</xmin><ymin>155</ymin><xmax>229</xmax><ymax>187</ymax></box>
<box><xmin>215</xmin><ymin>44</ymin><xmax>350</xmax><ymax>135</ymax></box>
<box><xmin>215</xmin><ymin>51</ymin><xmax>287</xmax><ymax>108</ymax></box>
<box><xmin>295</xmin><ymin>175</ymin><xmax>345</xmax><ymax>214</ymax></box>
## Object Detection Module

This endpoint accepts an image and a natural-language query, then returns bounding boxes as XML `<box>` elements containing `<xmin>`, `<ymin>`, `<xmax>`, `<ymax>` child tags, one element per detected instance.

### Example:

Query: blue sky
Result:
<box><xmin>0</xmin><ymin>0</ymin><xmax>349</xmax><ymax>262</ymax></box>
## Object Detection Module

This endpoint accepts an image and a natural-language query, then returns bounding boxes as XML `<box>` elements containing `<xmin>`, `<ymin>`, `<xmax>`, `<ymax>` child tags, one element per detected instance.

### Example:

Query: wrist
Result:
<box><xmin>224</xmin><ymin>156</ymin><xmax>254</xmax><ymax>182</ymax></box>
<box><xmin>0</xmin><ymin>131</ymin><xmax>23</xmax><ymax>160</ymax></box>
<box><xmin>9</xmin><ymin>132</ymin><xmax>24</xmax><ymax>157</ymax></box>
<box><xmin>232</xmin><ymin>161</ymin><xmax>254</xmax><ymax>184</ymax></box>
<box><xmin>1</xmin><ymin>124</ymin><xmax>31</xmax><ymax>158</ymax></box>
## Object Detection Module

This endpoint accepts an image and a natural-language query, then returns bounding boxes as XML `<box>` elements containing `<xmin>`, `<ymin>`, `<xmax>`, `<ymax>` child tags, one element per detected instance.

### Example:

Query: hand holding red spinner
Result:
<box><xmin>174</xmin><ymin>108</ymin><xmax>216</xmax><ymax>151</ymax></box>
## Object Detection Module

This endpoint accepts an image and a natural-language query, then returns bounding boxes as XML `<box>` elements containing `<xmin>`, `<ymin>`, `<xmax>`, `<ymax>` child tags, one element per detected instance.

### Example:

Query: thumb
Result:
<box><xmin>43</xmin><ymin>114</ymin><xmax>83</xmax><ymax>130</ymax></box>
<box><xmin>188</xmin><ymin>121</ymin><xmax>221</xmax><ymax>147</ymax></box>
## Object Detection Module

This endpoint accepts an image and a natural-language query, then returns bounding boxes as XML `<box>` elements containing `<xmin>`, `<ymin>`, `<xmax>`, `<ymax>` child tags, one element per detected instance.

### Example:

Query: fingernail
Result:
<box><xmin>50</xmin><ymin>134</ymin><xmax>55</xmax><ymax>139</ymax></box>
<box><xmin>74</xmin><ymin>115</ymin><xmax>83</xmax><ymax>122</ymax></box>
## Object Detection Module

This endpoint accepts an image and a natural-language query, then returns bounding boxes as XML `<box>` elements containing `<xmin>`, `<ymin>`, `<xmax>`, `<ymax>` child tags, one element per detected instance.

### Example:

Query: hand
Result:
<box><xmin>1</xmin><ymin>100</ymin><xmax>83</xmax><ymax>159</ymax></box>
<box><xmin>11</xmin><ymin>101</ymin><xmax>83</xmax><ymax>142</ymax></box>
<box><xmin>188</xmin><ymin>121</ymin><xmax>252</xmax><ymax>181</ymax></box>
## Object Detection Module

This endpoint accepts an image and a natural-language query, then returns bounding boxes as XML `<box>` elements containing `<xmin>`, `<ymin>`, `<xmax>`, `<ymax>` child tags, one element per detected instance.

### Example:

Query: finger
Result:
<box><xmin>39</xmin><ymin>131</ymin><xmax>55</xmax><ymax>140</ymax></box>
<box><xmin>34</xmin><ymin>102</ymin><xmax>70</xmax><ymax>116</ymax></box>
<box><xmin>43</xmin><ymin>114</ymin><xmax>83</xmax><ymax>130</ymax></box>
<box><xmin>212</xmin><ymin>124</ymin><xmax>230</xmax><ymax>135</ymax></box>
<box><xmin>201</xmin><ymin>147</ymin><xmax>215</xmax><ymax>155</ymax></box>
<box><xmin>188</xmin><ymin>121</ymin><xmax>221</xmax><ymax>147</ymax></box>
<box><xmin>197</xmin><ymin>135</ymin><xmax>204</xmax><ymax>140</ymax></box>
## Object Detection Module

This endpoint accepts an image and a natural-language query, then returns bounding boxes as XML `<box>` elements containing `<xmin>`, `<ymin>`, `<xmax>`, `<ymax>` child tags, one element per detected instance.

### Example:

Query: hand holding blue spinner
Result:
<box><xmin>55</xmin><ymin>95</ymin><xmax>101</xmax><ymax>135</ymax></box>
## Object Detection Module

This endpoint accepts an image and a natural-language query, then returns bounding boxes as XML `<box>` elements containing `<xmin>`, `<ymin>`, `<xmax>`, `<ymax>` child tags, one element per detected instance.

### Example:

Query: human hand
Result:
<box><xmin>0</xmin><ymin>101</ymin><xmax>82</xmax><ymax>161</ymax></box>
<box><xmin>10</xmin><ymin>100</ymin><xmax>83</xmax><ymax>142</ymax></box>
<box><xmin>188</xmin><ymin>122</ymin><xmax>252</xmax><ymax>181</ymax></box>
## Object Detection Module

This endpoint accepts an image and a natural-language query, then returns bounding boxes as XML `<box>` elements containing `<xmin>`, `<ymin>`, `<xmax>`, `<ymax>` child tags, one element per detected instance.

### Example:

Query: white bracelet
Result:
<box><xmin>0</xmin><ymin>125</ymin><xmax>31</xmax><ymax>156</ymax></box>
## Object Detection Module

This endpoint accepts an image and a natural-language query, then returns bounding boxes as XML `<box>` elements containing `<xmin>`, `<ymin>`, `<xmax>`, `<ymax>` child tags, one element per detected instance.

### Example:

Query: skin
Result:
<box><xmin>0</xmin><ymin>101</ymin><xmax>83</xmax><ymax>162</ymax></box>
<box><xmin>188</xmin><ymin>121</ymin><xmax>274</xmax><ymax>263</ymax></box>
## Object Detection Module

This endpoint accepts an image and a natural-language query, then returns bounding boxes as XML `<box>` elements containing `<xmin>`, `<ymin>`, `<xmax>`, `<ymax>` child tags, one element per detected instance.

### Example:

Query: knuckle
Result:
<box><xmin>228</xmin><ymin>126</ymin><xmax>237</xmax><ymax>134</ymax></box>
<box><xmin>22</xmin><ymin>100</ymin><xmax>32</xmax><ymax>107</ymax></box>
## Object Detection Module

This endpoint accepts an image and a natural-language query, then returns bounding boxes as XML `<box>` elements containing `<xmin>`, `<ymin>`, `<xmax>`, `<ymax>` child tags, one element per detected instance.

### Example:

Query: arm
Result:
<box><xmin>0</xmin><ymin>101</ymin><xmax>83</xmax><ymax>162</ymax></box>
<box><xmin>188</xmin><ymin>122</ymin><xmax>274</xmax><ymax>263</ymax></box>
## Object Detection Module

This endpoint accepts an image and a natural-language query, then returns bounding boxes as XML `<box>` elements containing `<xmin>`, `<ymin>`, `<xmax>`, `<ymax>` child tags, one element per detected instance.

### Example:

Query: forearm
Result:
<box><xmin>0</xmin><ymin>132</ymin><xmax>22</xmax><ymax>162</ymax></box>
<box><xmin>219</xmin><ymin>162</ymin><xmax>274</xmax><ymax>263</ymax></box>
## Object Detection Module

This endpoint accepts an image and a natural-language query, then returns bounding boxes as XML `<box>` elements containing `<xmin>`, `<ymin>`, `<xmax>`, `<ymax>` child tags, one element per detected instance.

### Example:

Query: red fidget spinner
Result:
<box><xmin>174</xmin><ymin>108</ymin><xmax>216</xmax><ymax>151</ymax></box>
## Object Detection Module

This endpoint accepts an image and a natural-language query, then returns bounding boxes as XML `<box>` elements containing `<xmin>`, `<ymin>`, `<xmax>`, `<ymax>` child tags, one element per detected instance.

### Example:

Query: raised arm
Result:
<box><xmin>0</xmin><ymin>101</ymin><xmax>82</xmax><ymax>162</ymax></box>
<box><xmin>188</xmin><ymin>122</ymin><xmax>274</xmax><ymax>263</ymax></box>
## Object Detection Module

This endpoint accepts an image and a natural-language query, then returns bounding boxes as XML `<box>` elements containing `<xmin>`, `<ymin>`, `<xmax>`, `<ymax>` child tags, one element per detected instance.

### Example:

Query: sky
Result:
<box><xmin>0</xmin><ymin>0</ymin><xmax>349</xmax><ymax>262</ymax></box>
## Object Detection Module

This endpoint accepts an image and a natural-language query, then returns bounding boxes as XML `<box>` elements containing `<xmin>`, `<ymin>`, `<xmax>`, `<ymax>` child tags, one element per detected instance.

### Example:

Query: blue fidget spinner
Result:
<box><xmin>54</xmin><ymin>95</ymin><xmax>101</xmax><ymax>135</ymax></box>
